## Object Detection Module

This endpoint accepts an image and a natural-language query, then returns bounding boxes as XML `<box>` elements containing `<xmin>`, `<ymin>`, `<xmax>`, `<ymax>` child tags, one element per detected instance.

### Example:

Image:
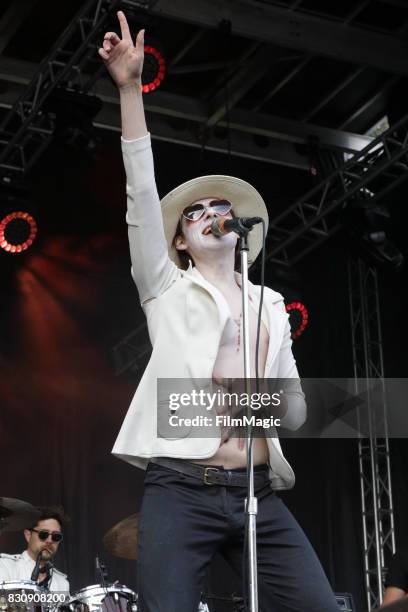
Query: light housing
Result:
<box><xmin>286</xmin><ymin>301</ymin><xmax>309</xmax><ymax>340</ymax></box>
<box><xmin>142</xmin><ymin>44</ymin><xmax>166</xmax><ymax>93</ymax></box>
<box><xmin>0</xmin><ymin>211</ymin><xmax>38</xmax><ymax>254</ymax></box>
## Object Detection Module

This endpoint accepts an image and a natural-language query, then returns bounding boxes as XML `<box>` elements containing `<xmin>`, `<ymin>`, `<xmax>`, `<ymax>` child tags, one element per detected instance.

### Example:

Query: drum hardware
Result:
<box><xmin>62</xmin><ymin>584</ymin><xmax>211</xmax><ymax>612</ymax></box>
<box><xmin>60</xmin><ymin>584</ymin><xmax>137</xmax><ymax>612</ymax></box>
<box><xmin>94</xmin><ymin>557</ymin><xmax>109</xmax><ymax>591</ymax></box>
<box><xmin>128</xmin><ymin>592</ymin><xmax>137</xmax><ymax>612</ymax></box>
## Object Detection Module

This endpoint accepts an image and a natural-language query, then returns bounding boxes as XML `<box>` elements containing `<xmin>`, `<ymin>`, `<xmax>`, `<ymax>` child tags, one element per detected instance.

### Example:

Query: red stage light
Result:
<box><xmin>0</xmin><ymin>211</ymin><xmax>37</xmax><ymax>254</ymax></box>
<box><xmin>285</xmin><ymin>301</ymin><xmax>309</xmax><ymax>340</ymax></box>
<box><xmin>142</xmin><ymin>45</ymin><xmax>166</xmax><ymax>94</ymax></box>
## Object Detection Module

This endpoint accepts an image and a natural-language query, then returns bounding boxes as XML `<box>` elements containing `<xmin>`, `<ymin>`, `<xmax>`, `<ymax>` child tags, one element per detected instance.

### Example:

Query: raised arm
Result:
<box><xmin>98</xmin><ymin>11</ymin><xmax>146</xmax><ymax>139</ymax></box>
<box><xmin>99</xmin><ymin>12</ymin><xmax>179</xmax><ymax>305</ymax></box>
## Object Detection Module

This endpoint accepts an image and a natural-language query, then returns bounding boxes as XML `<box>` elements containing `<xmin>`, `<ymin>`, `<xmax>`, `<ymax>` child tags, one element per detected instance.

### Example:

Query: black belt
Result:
<box><xmin>150</xmin><ymin>457</ymin><xmax>269</xmax><ymax>487</ymax></box>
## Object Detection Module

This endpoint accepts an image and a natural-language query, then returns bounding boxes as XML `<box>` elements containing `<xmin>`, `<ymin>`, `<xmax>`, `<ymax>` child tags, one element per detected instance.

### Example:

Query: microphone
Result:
<box><xmin>38</xmin><ymin>561</ymin><xmax>53</xmax><ymax>589</ymax></box>
<box><xmin>31</xmin><ymin>551</ymin><xmax>43</xmax><ymax>582</ymax></box>
<box><xmin>211</xmin><ymin>217</ymin><xmax>263</xmax><ymax>237</ymax></box>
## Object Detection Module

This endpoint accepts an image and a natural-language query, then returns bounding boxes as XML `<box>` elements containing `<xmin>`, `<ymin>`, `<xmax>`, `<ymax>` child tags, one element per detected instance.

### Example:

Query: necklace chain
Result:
<box><xmin>233</xmin><ymin>313</ymin><xmax>242</xmax><ymax>352</ymax></box>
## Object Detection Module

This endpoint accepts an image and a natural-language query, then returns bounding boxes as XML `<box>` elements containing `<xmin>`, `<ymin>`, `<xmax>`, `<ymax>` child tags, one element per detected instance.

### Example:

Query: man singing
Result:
<box><xmin>0</xmin><ymin>507</ymin><xmax>69</xmax><ymax>592</ymax></box>
<box><xmin>99</xmin><ymin>12</ymin><xmax>339</xmax><ymax>611</ymax></box>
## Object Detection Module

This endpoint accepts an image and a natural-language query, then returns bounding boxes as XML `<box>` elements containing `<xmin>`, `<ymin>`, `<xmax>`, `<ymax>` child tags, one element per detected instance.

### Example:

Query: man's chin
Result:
<box><xmin>202</xmin><ymin>238</ymin><xmax>236</xmax><ymax>252</ymax></box>
<box><xmin>40</xmin><ymin>549</ymin><xmax>53</xmax><ymax>559</ymax></box>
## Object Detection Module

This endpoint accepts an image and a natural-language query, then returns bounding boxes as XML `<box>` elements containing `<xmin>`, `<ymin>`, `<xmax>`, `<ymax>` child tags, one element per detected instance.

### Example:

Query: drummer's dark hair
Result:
<box><xmin>30</xmin><ymin>506</ymin><xmax>70</xmax><ymax>529</ymax></box>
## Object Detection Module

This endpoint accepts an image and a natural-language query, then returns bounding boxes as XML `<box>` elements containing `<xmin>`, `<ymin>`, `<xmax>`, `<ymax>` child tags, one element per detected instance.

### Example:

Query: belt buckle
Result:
<box><xmin>203</xmin><ymin>467</ymin><xmax>219</xmax><ymax>485</ymax></box>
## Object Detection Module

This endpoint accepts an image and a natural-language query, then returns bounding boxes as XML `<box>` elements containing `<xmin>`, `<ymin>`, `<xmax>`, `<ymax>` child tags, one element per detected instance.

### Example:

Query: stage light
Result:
<box><xmin>45</xmin><ymin>88</ymin><xmax>102</xmax><ymax>152</ymax></box>
<box><xmin>342</xmin><ymin>189</ymin><xmax>404</xmax><ymax>272</ymax></box>
<box><xmin>142</xmin><ymin>45</ymin><xmax>166</xmax><ymax>93</ymax></box>
<box><xmin>286</xmin><ymin>302</ymin><xmax>309</xmax><ymax>340</ymax></box>
<box><xmin>0</xmin><ymin>211</ymin><xmax>37</xmax><ymax>254</ymax></box>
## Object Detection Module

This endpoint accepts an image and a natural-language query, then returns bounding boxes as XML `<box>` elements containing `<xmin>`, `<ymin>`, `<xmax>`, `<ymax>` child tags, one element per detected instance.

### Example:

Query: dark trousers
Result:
<box><xmin>137</xmin><ymin>462</ymin><xmax>339</xmax><ymax>612</ymax></box>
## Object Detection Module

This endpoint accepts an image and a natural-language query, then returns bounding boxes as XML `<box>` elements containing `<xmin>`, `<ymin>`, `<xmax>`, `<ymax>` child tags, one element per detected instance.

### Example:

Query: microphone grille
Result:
<box><xmin>211</xmin><ymin>217</ymin><xmax>224</xmax><ymax>236</ymax></box>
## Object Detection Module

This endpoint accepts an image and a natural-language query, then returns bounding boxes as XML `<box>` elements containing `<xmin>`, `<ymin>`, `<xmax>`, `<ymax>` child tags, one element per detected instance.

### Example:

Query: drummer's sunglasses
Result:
<box><xmin>182</xmin><ymin>199</ymin><xmax>232</xmax><ymax>222</ymax></box>
<box><xmin>31</xmin><ymin>528</ymin><xmax>63</xmax><ymax>543</ymax></box>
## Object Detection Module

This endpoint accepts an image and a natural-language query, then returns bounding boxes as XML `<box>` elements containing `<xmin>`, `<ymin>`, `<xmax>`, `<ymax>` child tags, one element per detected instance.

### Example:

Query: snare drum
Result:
<box><xmin>0</xmin><ymin>581</ymin><xmax>42</xmax><ymax>612</ymax></box>
<box><xmin>61</xmin><ymin>585</ymin><xmax>137</xmax><ymax>612</ymax></box>
<box><xmin>61</xmin><ymin>585</ymin><xmax>209</xmax><ymax>612</ymax></box>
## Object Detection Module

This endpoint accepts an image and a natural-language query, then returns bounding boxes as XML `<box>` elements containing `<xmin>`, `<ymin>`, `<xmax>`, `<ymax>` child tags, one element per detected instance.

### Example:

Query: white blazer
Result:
<box><xmin>112</xmin><ymin>135</ymin><xmax>306</xmax><ymax>490</ymax></box>
<box><xmin>0</xmin><ymin>551</ymin><xmax>69</xmax><ymax>593</ymax></box>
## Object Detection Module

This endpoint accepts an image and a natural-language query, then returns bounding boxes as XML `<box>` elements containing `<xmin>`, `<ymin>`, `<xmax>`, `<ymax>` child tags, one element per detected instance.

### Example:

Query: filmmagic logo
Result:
<box><xmin>168</xmin><ymin>414</ymin><xmax>281</xmax><ymax>428</ymax></box>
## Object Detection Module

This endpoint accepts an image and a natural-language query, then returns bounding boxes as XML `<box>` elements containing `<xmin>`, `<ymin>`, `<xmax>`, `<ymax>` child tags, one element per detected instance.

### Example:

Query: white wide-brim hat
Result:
<box><xmin>161</xmin><ymin>175</ymin><xmax>269</xmax><ymax>267</ymax></box>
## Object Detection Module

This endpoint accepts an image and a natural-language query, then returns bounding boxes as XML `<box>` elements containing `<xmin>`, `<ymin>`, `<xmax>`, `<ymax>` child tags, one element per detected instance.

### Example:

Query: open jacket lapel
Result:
<box><xmin>183</xmin><ymin>265</ymin><xmax>288</xmax><ymax>377</ymax></box>
<box><xmin>235</xmin><ymin>272</ymin><xmax>288</xmax><ymax>376</ymax></box>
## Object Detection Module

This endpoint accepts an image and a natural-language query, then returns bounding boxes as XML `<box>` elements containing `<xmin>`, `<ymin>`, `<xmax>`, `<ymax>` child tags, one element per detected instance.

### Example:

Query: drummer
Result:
<box><xmin>0</xmin><ymin>507</ymin><xmax>69</xmax><ymax>592</ymax></box>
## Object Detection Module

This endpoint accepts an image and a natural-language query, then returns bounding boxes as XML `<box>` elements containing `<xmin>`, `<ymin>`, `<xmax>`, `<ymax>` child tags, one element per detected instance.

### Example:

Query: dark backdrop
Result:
<box><xmin>1</xmin><ymin>133</ymin><xmax>407</xmax><ymax>612</ymax></box>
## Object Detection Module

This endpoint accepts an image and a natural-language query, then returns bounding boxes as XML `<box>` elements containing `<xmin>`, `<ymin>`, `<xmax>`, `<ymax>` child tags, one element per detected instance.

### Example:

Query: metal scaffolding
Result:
<box><xmin>264</xmin><ymin>113</ymin><xmax>408</xmax><ymax>266</ymax></box>
<box><xmin>348</xmin><ymin>259</ymin><xmax>396</xmax><ymax>611</ymax></box>
<box><xmin>0</xmin><ymin>0</ymin><xmax>120</xmax><ymax>179</ymax></box>
<box><xmin>113</xmin><ymin>322</ymin><xmax>151</xmax><ymax>375</ymax></box>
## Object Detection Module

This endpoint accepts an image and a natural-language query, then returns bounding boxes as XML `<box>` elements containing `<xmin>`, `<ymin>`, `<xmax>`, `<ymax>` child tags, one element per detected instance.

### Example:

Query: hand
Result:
<box><xmin>212</xmin><ymin>379</ymin><xmax>246</xmax><ymax>449</ymax></box>
<box><xmin>98</xmin><ymin>11</ymin><xmax>144</xmax><ymax>90</ymax></box>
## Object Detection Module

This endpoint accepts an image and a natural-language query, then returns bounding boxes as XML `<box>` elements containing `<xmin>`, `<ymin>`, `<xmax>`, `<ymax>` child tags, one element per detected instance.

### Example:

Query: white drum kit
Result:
<box><xmin>0</xmin><ymin>580</ymin><xmax>48</xmax><ymax>612</ymax></box>
<box><xmin>0</xmin><ymin>498</ymin><xmax>210</xmax><ymax>612</ymax></box>
<box><xmin>0</xmin><ymin>581</ymin><xmax>139</xmax><ymax>612</ymax></box>
<box><xmin>61</xmin><ymin>584</ymin><xmax>138</xmax><ymax>612</ymax></box>
<box><xmin>0</xmin><ymin>581</ymin><xmax>211</xmax><ymax>612</ymax></box>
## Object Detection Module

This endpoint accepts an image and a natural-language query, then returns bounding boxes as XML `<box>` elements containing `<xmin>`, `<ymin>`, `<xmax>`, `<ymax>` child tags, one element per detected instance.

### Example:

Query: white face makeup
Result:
<box><xmin>175</xmin><ymin>197</ymin><xmax>237</xmax><ymax>264</ymax></box>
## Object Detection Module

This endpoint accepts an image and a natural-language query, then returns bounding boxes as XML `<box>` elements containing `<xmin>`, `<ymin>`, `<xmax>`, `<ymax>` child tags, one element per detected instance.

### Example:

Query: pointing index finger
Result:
<box><xmin>117</xmin><ymin>11</ymin><xmax>132</xmax><ymax>43</ymax></box>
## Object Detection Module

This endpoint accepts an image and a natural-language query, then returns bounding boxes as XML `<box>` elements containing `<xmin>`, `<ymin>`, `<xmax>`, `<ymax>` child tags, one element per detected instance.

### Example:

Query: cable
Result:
<box><xmin>242</xmin><ymin>219</ymin><xmax>266</xmax><ymax>611</ymax></box>
<box><xmin>249</xmin><ymin>219</ymin><xmax>266</xmax><ymax>471</ymax></box>
<box><xmin>255</xmin><ymin>220</ymin><xmax>266</xmax><ymax>383</ymax></box>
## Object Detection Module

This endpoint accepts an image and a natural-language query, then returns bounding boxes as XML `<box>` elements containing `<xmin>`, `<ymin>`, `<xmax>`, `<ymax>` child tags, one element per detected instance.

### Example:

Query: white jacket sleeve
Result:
<box><xmin>0</xmin><ymin>557</ymin><xmax>12</xmax><ymax>580</ymax></box>
<box><xmin>121</xmin><ymin>134</ymin><xmax>180</xmax><ymax>305</ymax></box>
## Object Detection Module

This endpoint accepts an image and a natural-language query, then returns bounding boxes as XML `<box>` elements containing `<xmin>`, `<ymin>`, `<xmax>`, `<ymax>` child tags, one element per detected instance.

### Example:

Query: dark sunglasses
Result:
<box><xmin>31</xmin><ymin>528</ymin><xmax>63</xmax><ymax>543</ymax></box>
<box><xmin>182</xmin><ymin>199</ymin><xmax>232</xmax><ymax>222</ymax></box>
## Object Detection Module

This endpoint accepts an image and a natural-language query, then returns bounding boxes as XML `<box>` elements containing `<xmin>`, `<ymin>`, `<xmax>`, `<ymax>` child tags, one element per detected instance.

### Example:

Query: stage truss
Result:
<box><xmin>263</xmin><ymin>114</ymin><xmax>408</xmax><ymax>267</ymax></box>
<box><xmin>0</xmin><ymin>0</ymin><xmax>120</xmax><ymax>179</ymax></box>
<box><xmin>348</xmin><ymin>260</ymin><xmax>396</xmax><ymax>611</ymax></box>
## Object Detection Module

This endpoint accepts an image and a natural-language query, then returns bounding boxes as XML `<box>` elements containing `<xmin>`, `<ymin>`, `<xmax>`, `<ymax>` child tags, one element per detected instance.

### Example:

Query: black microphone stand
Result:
<box><xmin>30</xmin><ymin>551</ymin><xmax>43</xmax><ymax>583</ymax></box>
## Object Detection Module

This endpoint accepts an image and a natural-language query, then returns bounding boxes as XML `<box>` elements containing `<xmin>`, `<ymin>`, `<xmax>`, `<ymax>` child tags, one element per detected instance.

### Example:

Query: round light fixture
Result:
<box><xmin>0</xmin><ymin>211</ymin><xmax>38</xmax><ymax>253</ymax></box>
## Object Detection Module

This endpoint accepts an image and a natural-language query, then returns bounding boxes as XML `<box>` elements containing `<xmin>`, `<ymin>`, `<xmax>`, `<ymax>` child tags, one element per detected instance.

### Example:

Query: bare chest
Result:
<box><xmin>212</xmin><ymin>295</ymin><xmax>269</xmax><ymax>380</ymax></box>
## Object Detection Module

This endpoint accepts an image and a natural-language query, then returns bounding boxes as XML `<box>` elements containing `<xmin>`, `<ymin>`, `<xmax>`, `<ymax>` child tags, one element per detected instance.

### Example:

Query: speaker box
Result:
<box><xmin>335</xmin><ymin>593</ymin><xmax>355</xmax><ymax>611</ymax></box>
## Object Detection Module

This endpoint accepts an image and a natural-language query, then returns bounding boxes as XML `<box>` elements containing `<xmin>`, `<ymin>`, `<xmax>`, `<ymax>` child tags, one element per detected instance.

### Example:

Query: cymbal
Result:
<box><xmin>0</xmin><ymin>497</ymin><xmax>41</xmax><ymax>533</ymax></box>
<box><xmin>103</xmin><ymin>514</ymin><xmax>139</xmax><ymax>560</ymax></box>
